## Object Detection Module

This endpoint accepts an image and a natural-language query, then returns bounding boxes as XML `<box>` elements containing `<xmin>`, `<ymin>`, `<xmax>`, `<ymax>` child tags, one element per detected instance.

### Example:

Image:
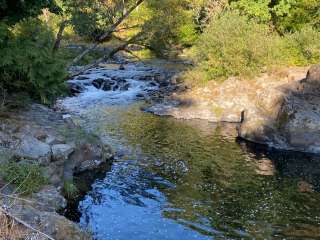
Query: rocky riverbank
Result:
<box><xmin>148</xmin><ymin>64</ymin><xmax>320</xmax><ymax>154</ymax></box>
<box><xmin>0</xmin><ymin>103</ymin><xmax>113</xmax><ymax>239</ymax></box>
<box><xmin>0</xmin><ymin>59</ymin><xmax>182</xmax><ymax>239</ymax></box>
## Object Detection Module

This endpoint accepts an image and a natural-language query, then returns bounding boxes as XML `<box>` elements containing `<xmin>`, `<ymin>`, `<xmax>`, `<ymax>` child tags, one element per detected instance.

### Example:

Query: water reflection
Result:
<box><xmin>78</xmin><ymin>105</ymin><xmax>320</xmax><ymax>240</ymax></box>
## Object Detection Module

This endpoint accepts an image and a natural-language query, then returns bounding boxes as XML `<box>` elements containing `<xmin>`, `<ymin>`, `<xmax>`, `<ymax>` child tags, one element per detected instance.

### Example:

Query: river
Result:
<box><xmin>61</xmin><ymin>61</ymin><xmax>320</xmax><ymax>240</ymax></box>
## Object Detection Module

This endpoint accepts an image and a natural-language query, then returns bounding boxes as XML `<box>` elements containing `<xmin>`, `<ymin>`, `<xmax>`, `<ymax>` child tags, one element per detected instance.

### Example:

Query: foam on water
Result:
<box><xmin>61</xmin><ymin>63</ymin><xmax>158</xmax><ymax>114</ymax></box>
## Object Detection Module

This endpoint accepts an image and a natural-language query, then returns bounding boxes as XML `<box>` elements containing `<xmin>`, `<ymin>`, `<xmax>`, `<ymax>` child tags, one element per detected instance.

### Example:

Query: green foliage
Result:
<box><xmin>274</xmin><ymin>0</ymin><xmax>320</xmax><ymax>32</ymax></box>
<box><xmin>142</xmin><ymin>0</ymin><xmax>198</xmax><ymax>57</ymax></box>
<box><xmin>281</xmin><ymin>25</ymin><xmax>320</xmax><ymax>65</ymax></box>
<box><xmin>192</xmin><ymin>12</ymin><xmax>278</xmax><ymax>80</ymax></box>
<box><xmin>190</xmin><ymin>11</ymin><xmax>320</xmax><ymax>82</ymax></box>
<box><xmin>230</xmin><ymin>0</ymin><xmax>320</xmax><ymax>33</ymax></box>
<box><xmin>64</xmin><ymin>0</ymin><xmax>138</xmax><ymax>41</ymax></box>
<box><xmin>0</xmin><ymin>19</ymin><xmax>67</xmax><ymax>104</ymax></box>
<box><xmin>0</xmin><ymin>161</ymin><xmax>47</xmax><ymax>195</ymax></box>
<box><xmin>193</xmin><ymin>0</ymin><xmax>228</xmax><ymax>31</ymax></box>
<box><xmin>60</xmin><ymin>47</ymin><xmax>106</xmax><ymax>66</ymax></box>
<box><xmin>230</xmin><ymin>0</ymin><xmax>274</xmax><ymax>23</ymax></box>
<box><xmin>0</xmin><ymin>0</ymin><xmax>60</xmax><ymax>25</ymax></box>
<box><xmin>62</xmin><ymin>180</ymin><xmax>79</xmax><ymax>199</ymax></box>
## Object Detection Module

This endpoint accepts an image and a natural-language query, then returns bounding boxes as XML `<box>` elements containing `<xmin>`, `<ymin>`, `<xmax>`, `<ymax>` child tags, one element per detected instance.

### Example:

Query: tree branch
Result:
<box><xmin>69</xmin><ymin>0</ymin><xmax>144</xmax><ymax>67</ymax></box>
<box><xmin>70</xmin><ymin>33</ymin><xmax>143</xmax><ymax>78</ymax></box>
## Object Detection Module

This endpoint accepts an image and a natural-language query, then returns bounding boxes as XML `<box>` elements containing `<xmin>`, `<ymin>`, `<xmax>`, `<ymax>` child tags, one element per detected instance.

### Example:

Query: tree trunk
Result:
<box><xmin>53</xmin><ymin>20</ymin><xmax>69</xmax><ymax>53</ymax></box>
<box><xmin>69</xmin><ymin>0</ymin><xmax>144</xmax><ymax>67</ymax></box>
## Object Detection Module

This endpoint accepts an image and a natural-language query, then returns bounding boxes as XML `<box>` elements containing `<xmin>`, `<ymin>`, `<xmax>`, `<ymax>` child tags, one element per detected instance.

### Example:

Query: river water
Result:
<box><xmin>62</xmin><ymin>62</ymin><xmax>320</xmax><ymax>240</ymax></box>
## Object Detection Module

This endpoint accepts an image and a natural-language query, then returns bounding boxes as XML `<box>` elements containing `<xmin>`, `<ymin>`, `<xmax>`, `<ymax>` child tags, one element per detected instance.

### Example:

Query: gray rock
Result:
<box><xmin>14</xmin><ymin>136</ymin><xmax>52</xmax><ymax>165</ymax></box>
<box><xmin>32</xmin><ymin>186</ymin><xmax>67</xmax><ymax>211</ymax></box>
<box><xmin>237</xmin><ymin>65</ymin><xmax>320</xmax><ymax>153</ymax></box>
<box><xmin>52</xmin><ymin>144</ymin><xmax>75</xmax><ymax>161</ymax></box>
<box><xmin>7</xmin><ymin>204</ymin><xmax>90</xmax><ymax>240</ymax></box>
<box><xmin>43</xmin><ymin>163</ymin><xmax>65</xmax><ymax>185</ymax></box>
<box><xmin>92</xmin><ymin>78</ymin><xmax>105</xmax><ymax>89</ymax></box>
<box><xmin>76</xmin><ymin>159</ymin><xmax>104</xmax><ymax>173</ymax></box>
<box><xmin>68</xmin><ymin>82</ymin><xmax>86</xmax><ymax>95</ymax></box>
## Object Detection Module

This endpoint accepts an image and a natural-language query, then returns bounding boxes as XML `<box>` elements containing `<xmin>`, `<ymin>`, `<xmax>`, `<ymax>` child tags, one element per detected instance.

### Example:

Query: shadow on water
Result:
<box><xmin>71</xmin><ymin>105</ymin><xmax>320</xmax><ymax>240</ymax></box>
<box><xmin>62</xmin><ymin>163</ymin><xmax>112</xmax><ymax>222</ymax></box>
<box><xmin>239</xmin><ymin>140</ymin><xmax>320</xmax><ymax>192</ymax></box>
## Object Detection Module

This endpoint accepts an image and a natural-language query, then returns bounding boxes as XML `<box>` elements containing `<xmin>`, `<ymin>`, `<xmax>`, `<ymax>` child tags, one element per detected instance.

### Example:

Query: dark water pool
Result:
<box><xmin>72</xmin><ymin>105</ymin><xmax>320</xmax><ymax>240</ymax></box>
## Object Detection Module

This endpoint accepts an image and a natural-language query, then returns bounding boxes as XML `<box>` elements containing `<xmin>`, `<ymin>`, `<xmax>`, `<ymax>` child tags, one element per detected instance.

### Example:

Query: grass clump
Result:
<box><xmin>0</xmin><ymin>212</ymin><xmax>30</xmax><ymax>239</ymax></box>
<box><xmin>62</xmin><ymin>180</ymin><xmax>79</xmax><ymax>199</ymax></box>
<box><xmin>0</xmin><ymin>161</ymin><xmax>47</xmax><ymax>195</ymax></box>
<box><xmin>188</xmin><ymin>11</ymin><xmax>320</xmax><ymax>83</ymax></box>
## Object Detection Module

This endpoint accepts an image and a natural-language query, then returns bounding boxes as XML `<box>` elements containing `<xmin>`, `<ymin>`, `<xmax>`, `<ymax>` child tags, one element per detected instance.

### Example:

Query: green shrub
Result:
<box><xmin>0</xmin><ymin>19</ymin><xmax>67</xmax><ymax>104</ymax></box>
<box><xmin>192</xmin><ymin>11</ymin><xmax>278</xmax><ymax>80</ymax></box>
<box><xmin>189</xmin><ymin>11</ymin><xmax>320</xmax><ymax>82</ymax></box>
<box><xmin>0</xmin><ymin>161</ymin><xmax>47</xmax><ymax>195</ymax></box>
<box><xmin>281</xmin><ymin>26</ymin><xmax>320</xmax><ymax>65</ymax></box>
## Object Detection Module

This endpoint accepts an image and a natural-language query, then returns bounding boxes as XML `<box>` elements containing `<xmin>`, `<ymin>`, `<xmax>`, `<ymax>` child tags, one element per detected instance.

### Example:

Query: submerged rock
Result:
<box><xmin>92</xmin><ymin>78</ymin><xmax>106</xmax><ymax>89</ymax></box>
<box><xmin>68</xmin><ymin>82</ymin><xmax>86</xmax><ymax>95</ymax></box>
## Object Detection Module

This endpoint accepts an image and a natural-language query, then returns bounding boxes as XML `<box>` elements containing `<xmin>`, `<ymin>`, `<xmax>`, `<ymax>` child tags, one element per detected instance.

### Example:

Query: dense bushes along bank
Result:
<box><xmin>187</xmin><ymin>11</ymin><xmax>320</xmax><ymax>84</ymax></box>
<box><xmin>0</xmin><ymin>0</ymin><xmax>319</xmax><ymax>104</ymax></box>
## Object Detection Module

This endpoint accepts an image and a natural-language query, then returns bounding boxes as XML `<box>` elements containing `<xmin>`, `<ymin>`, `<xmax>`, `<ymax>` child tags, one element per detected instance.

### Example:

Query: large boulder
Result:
<box><xmin>238</xmin><ymin>65</ymin><xmax>320</xmax><ymax>153</ymax></box>
<box><xmin>32</xmin><ymin>186</ymin><xmax>67</xmax><ymax>211</ymax></box>
<box><xmin>7</xmin><ymin>204</ymin><xmax>90</xmax><ymax>240</ymax></box>
<box><xmin>301</xmin><ymin>64</ymin><xmax>320</xmax><ymax>94</ymax></box>
<box><xmin>71</xmin><ymin>142</ymin><xmax>113</xmax><ymax>173</ymax></box>
<box><xmin>306</xmin><ymin>64</ymin><xmax>320</xmax><ymax>82</ymax></box>
<box><xmin>14</xmin><ymin>136</ymin><xmax>52</xmax><ymax>165</ymax></box>
<box><xmin>149</xmin><ymin>66</ymin><xmax>320</xmax><ymax>153</ymax></box>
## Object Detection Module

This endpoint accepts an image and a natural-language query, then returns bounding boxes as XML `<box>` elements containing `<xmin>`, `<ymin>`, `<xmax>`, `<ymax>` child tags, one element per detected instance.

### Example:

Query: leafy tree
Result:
<box><xmin>64</xmin><ymin>0</ymin><xmax>140</xmax><ymax>41</ymax></box>
<box><xmin>188</xmin><ymin>10</ymin><xmax>320</xmax><ymax>82</ymax></box>
<box><xmin>0</xmin><ymin>0</ymin><xmax>60</xmax><ymax>25</ymax></box>
<box><xmin>274</xmin><ymin>0</ymin><xmax>320</xmax><ymax>32</ymax></box>
<box><xmin>0</xmin><ymin>19</ymin><xmax>67</xmax><ymax>104</ymax></box>
<box><xmin>230</xmin><ymin>0</ymin><xmax>320</xmax><ymax>33</ymax></box>
<box><xmin>230</xmin><ymin>0</ymin><xmax>274</xmax><ymax>23</ymax></box>
<box><xmin>141</xmin><ymin>0</ymin><xmax>198</xmax><ymax>57</ymax></box>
